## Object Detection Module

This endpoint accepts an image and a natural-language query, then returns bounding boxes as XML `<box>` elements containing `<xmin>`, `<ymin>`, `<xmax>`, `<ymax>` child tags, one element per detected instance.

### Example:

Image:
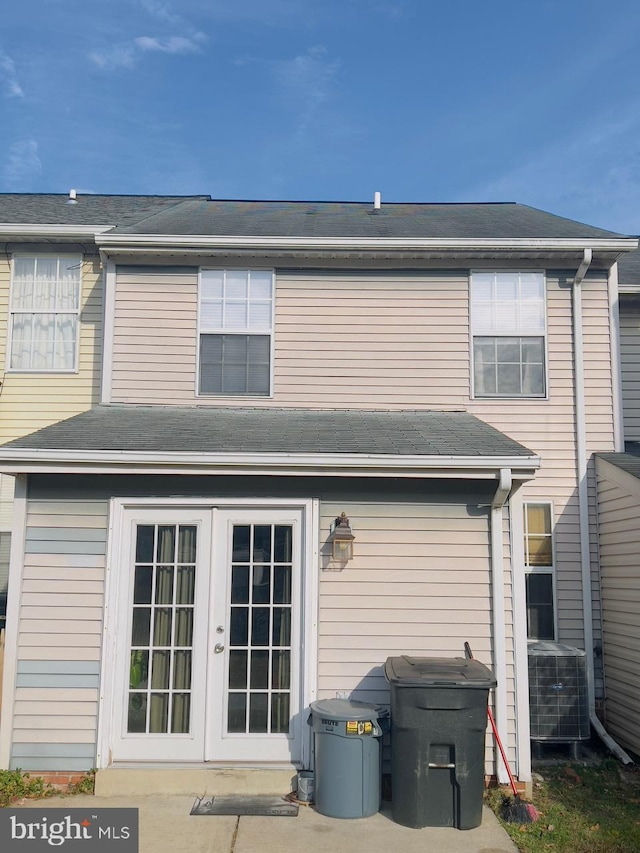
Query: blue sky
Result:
<box><xmin>1</xmin><ymin>0</ymin><xmax>640</xmax><ymax>233</ymax></box>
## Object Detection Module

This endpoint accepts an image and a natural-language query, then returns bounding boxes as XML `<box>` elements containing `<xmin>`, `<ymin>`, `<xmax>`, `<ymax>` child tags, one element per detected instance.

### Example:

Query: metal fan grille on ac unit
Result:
<box><xmin>528</xmin><ymin>642</ymin><xmax>590</xmax><ymax>742</ymax></box>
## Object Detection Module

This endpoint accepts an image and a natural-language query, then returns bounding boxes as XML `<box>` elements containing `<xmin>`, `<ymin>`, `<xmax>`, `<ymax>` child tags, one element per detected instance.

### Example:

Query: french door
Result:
<box><xmin>109</xmin><ymin>505</ymin><xmax>304</xmax><ymax>764</ymax></box>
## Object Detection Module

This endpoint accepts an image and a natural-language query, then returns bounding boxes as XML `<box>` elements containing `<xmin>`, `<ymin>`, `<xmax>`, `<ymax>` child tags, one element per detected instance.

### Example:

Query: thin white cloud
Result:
<box><xmin>274</xmin><ymin>45</ymin><xmax>340</xmax><ymax>136</ymax></box>
<box><xmin>3</xmin><ymin>139</ymin><xmax>42</xmax><ymax>188</ymax></box>
<box><xmin>134</xmin><ymin>34</ymin><xmax>206</xmax><ymax>54</ymax></box>
<box><xmin>88</xmin><ymin>44</ymin><xmax>137</xmax><ymax>70</ymax></box>
<box><xmin>0</xmin><ymin>50</ymin><xmax>24</xmax><ymax>98</ymax></box>
<box><xmin>465</xmin><ymin>106</ymin><xmax>640</xmax><ymax>234</ymax></box>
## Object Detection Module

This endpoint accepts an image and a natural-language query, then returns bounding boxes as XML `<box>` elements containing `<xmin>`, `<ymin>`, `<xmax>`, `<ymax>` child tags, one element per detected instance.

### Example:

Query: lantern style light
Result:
<box><xmin>330</xmin><ymin>512</ymin><xmax>355</xmax><ymax>561</ymax></box>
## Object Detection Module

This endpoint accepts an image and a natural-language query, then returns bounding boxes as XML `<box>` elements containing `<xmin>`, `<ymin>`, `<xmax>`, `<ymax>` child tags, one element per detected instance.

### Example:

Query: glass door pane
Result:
<box><xmin>226</xmin><ymin>524</ymin><xmax>293</xmax><ymax>735</ymax></box>
<box><xmin>128</xmin><ymin>524</ymin><xmax>197</xmax><ymax>734</ymax></box>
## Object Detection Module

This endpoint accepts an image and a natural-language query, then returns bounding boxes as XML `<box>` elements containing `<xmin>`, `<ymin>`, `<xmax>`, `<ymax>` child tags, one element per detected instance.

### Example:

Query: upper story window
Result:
<box><xmin>524</xmin><ymin>502</ymin><xmax>556</xmax><ymax>641</ymax></box>
<box><xmin>198</xmin><ymin>269</ymin><xmax>273</xmax><ymax>396</ymax></box>
<box><xmin>471</xmin><ymin>271</ymin><xmax>546</xmax><ymax>398</ymax></box>
<box><xmin>9</xmin><ymin>255</ymin><xmax>81</xmax><ymax>372</ymax></box>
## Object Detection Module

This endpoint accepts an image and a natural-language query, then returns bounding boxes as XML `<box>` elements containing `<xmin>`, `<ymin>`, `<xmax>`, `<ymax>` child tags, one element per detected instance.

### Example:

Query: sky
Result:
<box><xmin>1</xmin><ymin>0</ymin><xmax>640</xmax><ymax>234</ymax></box>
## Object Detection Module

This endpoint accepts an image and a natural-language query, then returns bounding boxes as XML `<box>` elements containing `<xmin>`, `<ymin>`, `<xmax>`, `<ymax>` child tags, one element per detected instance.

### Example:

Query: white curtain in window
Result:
<box><xmin>10</xmin><ymin>257</ymin><xmax>80</xmax><ymax>370</ymax></box>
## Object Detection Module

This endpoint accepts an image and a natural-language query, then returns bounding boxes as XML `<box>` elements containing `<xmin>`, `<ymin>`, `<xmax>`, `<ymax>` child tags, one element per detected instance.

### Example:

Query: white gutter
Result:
<box><xmin>96</xmin><ymin>234</ymin><xmax>637</xmax><ymax>253</ymax></box>
<box><xmin>0</xmin><ymin>224</ymin><xmax>112</xmax><ymax>237</ymax></box>
<box><xmin>101</xmin><ymin>260</ymin><xmax>116</xmax><ymax>403</ymax></box>
<box><xmin>0</xmin><ymin>449</ymin><xmax>540</xmax><ymax>479</ymax></box>
<box><xmin>491</xmin><ymin>468</ymin><xmax>512</xmax><ymax>784</ymax></box>
<box><xmin>608</xmin><ymin>262</ymin><xmax>625</xmax><ymax>451</ymax></box>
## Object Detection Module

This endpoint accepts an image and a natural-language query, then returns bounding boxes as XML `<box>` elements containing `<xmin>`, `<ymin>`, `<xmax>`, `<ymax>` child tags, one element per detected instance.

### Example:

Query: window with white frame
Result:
<box><xmin>198</xmin><ymin>269</ymin><xmax>273</xmax><ymax>396</ymax></box>
<box><xmin>9</xmin><ymin>256</ymin><xmax>81</xmax><ymax>371</ymax></box>
<box><xmin>524</xmin><ymin>502</ymin><xmax>555</xmax><ymax>640</ymax></box>
<box><xmin>471</xmin><ymin>271</ymin><xmax>546</xmax><ymax>397</ymax></box>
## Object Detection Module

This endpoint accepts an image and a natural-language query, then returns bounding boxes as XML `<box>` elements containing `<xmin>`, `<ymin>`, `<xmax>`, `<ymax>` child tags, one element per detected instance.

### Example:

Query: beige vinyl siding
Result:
<box><xmin>619</xmin><ymin>301</ymin><xmax>640</xmax><ymax>442</ymax></box>
<box><xmin>10</xmin><ymin>499</ymin><xmax>108</xmax><ymax>768</ymax></box>
<box><xmin>595</xmin><ymin>457</ymin><xmax>640</xmax><ymax>755</ymax></box>
<box><xmin>109</xmin><ymin>265</ymin><xmax>616</xmax><ymax>657</ymax></box>
<box><xmin>318</xmin><ymin>499</ymin><xmax>514</xmax><ymax>770</ymax></box>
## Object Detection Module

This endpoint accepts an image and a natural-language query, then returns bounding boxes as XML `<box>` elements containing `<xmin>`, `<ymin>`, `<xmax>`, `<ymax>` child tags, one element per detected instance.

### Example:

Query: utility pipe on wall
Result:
<box><xmin>491</xmin><ymin>467</ymin><xmax>512</xmax><ymax>784</ymax></box>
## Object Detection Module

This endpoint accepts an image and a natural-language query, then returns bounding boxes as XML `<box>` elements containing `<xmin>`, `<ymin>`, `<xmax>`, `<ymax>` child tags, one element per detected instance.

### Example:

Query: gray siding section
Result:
<box><xmin>596</xmin><ymin>456</ymin><xmax>640</xmax><ymax>755</ymax></box>
<box><xmin>620</xmin><ymin>302</ymin><xmax>640</xmax><ymax>442</ymax></box>
<box><xmin>10</xmin><ymin>743</ymin><xmax>95</xmax><ymax>772</ymax></box>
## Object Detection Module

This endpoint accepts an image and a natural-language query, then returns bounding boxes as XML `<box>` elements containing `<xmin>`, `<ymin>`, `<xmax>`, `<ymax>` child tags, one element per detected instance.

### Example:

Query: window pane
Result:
<box><xmin>271</xmin><ymin>693</ymin><xmax>290</xmax><ymax>734</ymax></box>
<box><xmin>272</xmin><ymin>650</ymin><xmax>290</xmax><ymax>689</ymax></box>
<box><xmin>233</xmin><ymin>526</ymin><xmax>251</xmax><ymax>561</ymax></box>
<box><xmin>201</xmin><ymin>269</ymin><xmax>224</xmax><ymax>300</ymax></box>
<box><xmin>229</xmin><ymin>650</ymin><xmax>248</xmax><ymax>689</ymax></box>
<box><xmin>173</xmin><ymin>650</ymin><xmax>192</xmax><ymax>690</ymax></box>
<box><xmin>171</xmin><ymin>694</ymin><xmax>191</xmax><ymax>734</ymax></box>
<box><xmin>252</xmin><ymin>566</ymin><xmax>271</xmax><ymax>604</ymax></box>
<box><xmin>175</xmin><ymin>608</ymin><xmax>194</xmax><ymax>645</ymax></box>
<box><xmin>228</xmin><ymin>693</ymin><xmax>247</xmax><ymax>733</ymax></box>
<box><xmin>130</xmin><ymin>650</ymin><xmax>149</xmax><ymax>689</ymax></box>
<box><xmin>231</xmin><ymin>566</ymin><xmax>250</xmax><ymax>604</ymax></box>
<box><xmin>149</xmin><ymin>693</ymin><xmax>169</xmax><ymax>733</ymax></box>
<box><xmin>249</xmin><ymin>692</ymin><xmax>268</xmax><ymax>733</ymax></box>
<box><xmin>250</xmin><ymin>271</ymin><xmax>273</xmax><ymax>300</ymax></box>
<box><xmin>151</xmin><ymin>650</ymin><xmax>170</xmax><ymax>689</ymax></box>
<box><xmin>251</xmin><ymin>608</ymin><xmax>270</xmax><ymax>646</ymax></box>
<box><xmin>248</xmin><ymin>301</ymin><xmax>272</xmax><ymax>328</ymax></box>
<box><xmin>253</xmin><ymin>526</ymin><xmax>272</xmax><ymax>562</ymax></box>
<box><xmin>226</xmin><ymin>270</ymin><xmax>248</xmax><ymax>300</ymax></box>
<box><xmin>230</xmin><ymin>607</ymin><xmax>249</xmax><ymax>645</ymax></box>
<box><xmin>225</xmin><ymin>301</ymin><xmax>248</xmax><ymax>328</ymax></box>
<box><xmin>128</xmin><ymin>694</ymin><xmax>147</xmax><ymax>733</ymax></box>
<box><xmin>497</xmin><ymin>362</ymin><xmax>521</xmax><ymax>394</ymax></box>
<box><xmin>527</xmin><ymin>504</ymin><xmax>551</xmax><ymax>535</ymax></box>
<box><xmin>132</xmin><ymin>609</ymin><xmax>151</xmax><ymax>646</ymax></box>
<box><xmin>200</xmin><ymin>300</ymin><xmax>223</xmax><ymax>329</ymax></box>
<box><xmin>133</xmin><ymin>567</ymin><xmax>152</xmax><ymax>604</ymax></box>
<box><xmin>250</xmin><ymin>650</ymin><xmax>269</xmax><ymax>689</ymax></box>
<box><xmin>526</xmin><ymin>574</ymin><xmax>554</xmax><ymax>640</ymax></box>
<box><xmin>155</xmin><ymin>566</ymin><xmax>174</xmax><ymax>604</ymax></box>
<box><xmin>199</xmin><ymin>334</ymin><xmax>270</xmax><ymax>396</ymax></box>
<box><xmin>274</xmin><ymin>527</ymin><xmax>292</xmax><ymax>563</ymax></box>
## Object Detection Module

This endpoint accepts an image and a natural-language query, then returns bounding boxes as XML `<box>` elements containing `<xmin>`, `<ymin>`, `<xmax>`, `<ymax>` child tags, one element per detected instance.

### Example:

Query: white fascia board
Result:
<box><xmin>0</xmin><ymin>224</ymin><xmax>112</xmax><ymax>238</ymax></box>
<box><xmin>0</xmin><ymin>448</ymin><xmax>540</xmax><ymax>478</ymax></box>
<box><xmin>96</xmin><ymin>234</ymin><xmax>638</xmax><ymax>253</ymax></box>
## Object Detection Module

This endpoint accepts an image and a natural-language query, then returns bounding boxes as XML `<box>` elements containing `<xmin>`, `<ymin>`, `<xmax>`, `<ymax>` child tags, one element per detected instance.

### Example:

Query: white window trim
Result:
<box><xmin>523</xmin><ymin>500</ymin><xmax>558</xmax><ymax>642</ymax></box>
<box><xmin>196</xmin><ymin>267</ymin><xmax>275</xmax><ymax>399</ymax></box>
<box><xmin>7</xmin><ymin>253</ymin><xmax>82</xmax><ymax>374</ymax></box>
<box><xmin>469</xmin><ymin>270</ymin><xmax>549</xmax><ymax>400</ymax></box>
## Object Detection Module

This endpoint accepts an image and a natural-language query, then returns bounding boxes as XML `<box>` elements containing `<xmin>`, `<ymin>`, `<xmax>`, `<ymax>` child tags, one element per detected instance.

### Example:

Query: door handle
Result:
<box><xmin>214</xmin><ymin>643</ymin><xmax>225</xmax><ymax>654</ymax></box>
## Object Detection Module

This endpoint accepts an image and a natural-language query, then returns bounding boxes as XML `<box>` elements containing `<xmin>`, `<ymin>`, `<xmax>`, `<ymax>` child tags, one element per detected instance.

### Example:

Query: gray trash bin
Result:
<box><xmin>309</xmin><ymin>698</ymin><xmax>388</xmax><ymax>819</ymax></box>
<box><xmin>385</xmin><ymin>655</ymin><xmax>496</xmax><ymax>830</ymax></box>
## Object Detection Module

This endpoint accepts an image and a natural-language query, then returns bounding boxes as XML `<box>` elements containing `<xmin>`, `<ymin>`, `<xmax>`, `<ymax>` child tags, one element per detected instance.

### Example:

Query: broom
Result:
<box><xmin>464</xmin><ymin>642</ymin><xmax>539</xmax><ymax>824</ymax></box>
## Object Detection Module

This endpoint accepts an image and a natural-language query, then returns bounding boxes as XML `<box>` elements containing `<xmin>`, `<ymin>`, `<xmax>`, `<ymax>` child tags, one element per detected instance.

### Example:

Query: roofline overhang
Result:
<box><xmin>0</xmin><ymin>448</ymin><xmax>541</xmax><ymax>479</ymax></box>
<box><xmin>0</xmin><ymin>224</ymin><xmax>113</xmax><ymax>239</ymax></box>
<box><xmin>95</xmin><ymin>234</ymin><xmax>638</xmax><ymax>255</ymax></box>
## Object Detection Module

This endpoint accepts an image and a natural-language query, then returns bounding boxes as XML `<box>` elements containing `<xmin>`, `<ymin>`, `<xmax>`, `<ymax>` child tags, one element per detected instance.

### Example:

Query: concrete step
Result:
<box><xmin>95</xmin><ymin>766</ymin><xmax>297</xmax><ymax>797</ymax></box>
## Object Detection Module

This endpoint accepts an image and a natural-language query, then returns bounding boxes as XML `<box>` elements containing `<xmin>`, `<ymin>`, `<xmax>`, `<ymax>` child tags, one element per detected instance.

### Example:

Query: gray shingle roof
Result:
<box><xmin>0</xmin><ymin>193</ymin><xmax>629</xmax><ymax>240</ymax></box>
<box><xmin>597</xmin><ymin>452</ymin><xmax>640</xmax><ymax>479</ymax></box>
<box><xmin>109</xmin><ymin>199</ymin><xmax>626</xmax><ymax>240</ymax></box>
<box><xmin>0</xmin><ymin>193</ymin><xmax>208</xmax><ymax>226</ymax></box>
<box><xmin>1</xmin><ymin>406</ymin><xmax>535</xmax><ymax>458</ymax></box>
<box><xmin>618</xmin><ymin>246</ymin><xmax>640</xmax><ymax>287</ymax></box>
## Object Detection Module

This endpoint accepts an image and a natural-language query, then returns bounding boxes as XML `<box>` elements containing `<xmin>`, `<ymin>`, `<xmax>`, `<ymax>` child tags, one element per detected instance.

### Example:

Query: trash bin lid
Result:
<box><xmin>309</xmin><ymin>698</ymin><xmax>383</xmax><ymax>721</ymax></box>
<box><xmin>384</xmin><ymin>655</ymin><xmax>497</xmax><ymax>688</ymax></box>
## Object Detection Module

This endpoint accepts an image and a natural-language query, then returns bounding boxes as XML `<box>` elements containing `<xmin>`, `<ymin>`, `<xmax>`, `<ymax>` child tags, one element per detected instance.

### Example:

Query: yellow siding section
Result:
<box><xmin>0</xmin><ymin>252</ymin><xmax>103</xmax><ymax>444</ymax></box>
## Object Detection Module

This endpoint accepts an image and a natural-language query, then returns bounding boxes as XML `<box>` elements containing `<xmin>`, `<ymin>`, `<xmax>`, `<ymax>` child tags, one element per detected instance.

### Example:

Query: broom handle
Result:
<box><xmin>464</xmin><ymin>642</ymin><xmax>519</xmax><ymax>799</ymax></box>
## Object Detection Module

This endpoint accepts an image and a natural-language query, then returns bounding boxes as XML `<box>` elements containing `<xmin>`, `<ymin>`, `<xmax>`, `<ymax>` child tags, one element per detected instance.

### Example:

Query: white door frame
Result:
<box><xmin>97</xmin><ymin>497</ymin><xmax>319</xmax><ymax>769</ymax></box>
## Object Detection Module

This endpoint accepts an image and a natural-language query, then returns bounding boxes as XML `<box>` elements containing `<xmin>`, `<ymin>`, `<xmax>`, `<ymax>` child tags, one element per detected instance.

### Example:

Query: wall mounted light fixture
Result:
<box><xmin>329</xmin><ymin>512</ymin><xmax>355</xmax><ymax>561</ymax></box>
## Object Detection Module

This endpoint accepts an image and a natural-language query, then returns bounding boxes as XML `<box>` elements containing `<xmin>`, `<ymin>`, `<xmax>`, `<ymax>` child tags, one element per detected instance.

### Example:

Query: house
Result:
<box><xmin>595</xmin><ymin>245</ymin><xmax>640</xmax><ymax>757</ymax></box>
<box><xmin>0</xmin><ymin>194</ymin><xmax>209</xmax><ymax>631</ymax></box>
<box><xmin>0</xmin><ymin>195</ymin><xmax>636</xmax><ymax>795</ymax></box>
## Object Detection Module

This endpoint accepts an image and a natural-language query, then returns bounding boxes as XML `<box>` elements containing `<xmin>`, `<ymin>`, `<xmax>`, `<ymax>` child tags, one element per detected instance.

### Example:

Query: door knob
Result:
<box><xmin>214</xmin><ymin>643</ymin><xmax>225</xmax><ymax>653</ymax></box>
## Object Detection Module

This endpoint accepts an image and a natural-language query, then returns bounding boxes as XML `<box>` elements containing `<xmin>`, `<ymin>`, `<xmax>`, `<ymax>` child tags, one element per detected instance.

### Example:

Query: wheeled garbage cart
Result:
<box><xmin>385</xmin><ymin>655</ymin><xmax>496</xmax><ymax>829</ymax></box>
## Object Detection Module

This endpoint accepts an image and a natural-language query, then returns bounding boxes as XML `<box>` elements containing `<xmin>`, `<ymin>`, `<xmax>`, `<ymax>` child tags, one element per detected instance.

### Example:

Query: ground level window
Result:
<box><xmin>524</xmin><ymin>502</ymin><xmax>555</xmax><ymax>640</ymax></box>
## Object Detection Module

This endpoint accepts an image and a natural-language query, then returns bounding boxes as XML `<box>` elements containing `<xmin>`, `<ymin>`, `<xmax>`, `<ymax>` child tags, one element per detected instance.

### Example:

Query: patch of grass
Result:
<box><xmin>0</xmin><ymin>769</ymin><xmax>55</xmax><ymax>808</ymax></box>
<box><xmin>486</xmin><ymin>758</ymin><xmax>640</xmax><ymax>853</ymax></box>
<box><xmin>67</xmin><ymin>769</ymin><xmax>96</xmax><ymax>796</ymax></box>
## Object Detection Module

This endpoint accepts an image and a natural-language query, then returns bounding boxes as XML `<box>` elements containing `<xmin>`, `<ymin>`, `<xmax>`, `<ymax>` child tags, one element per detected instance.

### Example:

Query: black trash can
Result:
<box><xmin>385</xmin><ymin>655</ymin><xmax>496</xmax><ymax>830</ymax></box>
<box><xmin>309</xmin><ymin>698</ymin><xmax>388</xmax><ymax>819</ymax></box>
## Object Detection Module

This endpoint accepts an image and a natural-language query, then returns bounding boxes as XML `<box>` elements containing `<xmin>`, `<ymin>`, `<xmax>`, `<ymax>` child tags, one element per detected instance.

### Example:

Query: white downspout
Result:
<box><xmin>491</xmin><ymin>467</ymin><xmax>512</xmax><ymax>784</ymax></box>
<box><xmin>608</xmin><ymin>262</ymin><xmax>625</xmax><ymax>452</ymax></box>
<box><xmin>573</xmin><ymin>250</ymin><xmax>633</xmax><ymax>763</ymax></box>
